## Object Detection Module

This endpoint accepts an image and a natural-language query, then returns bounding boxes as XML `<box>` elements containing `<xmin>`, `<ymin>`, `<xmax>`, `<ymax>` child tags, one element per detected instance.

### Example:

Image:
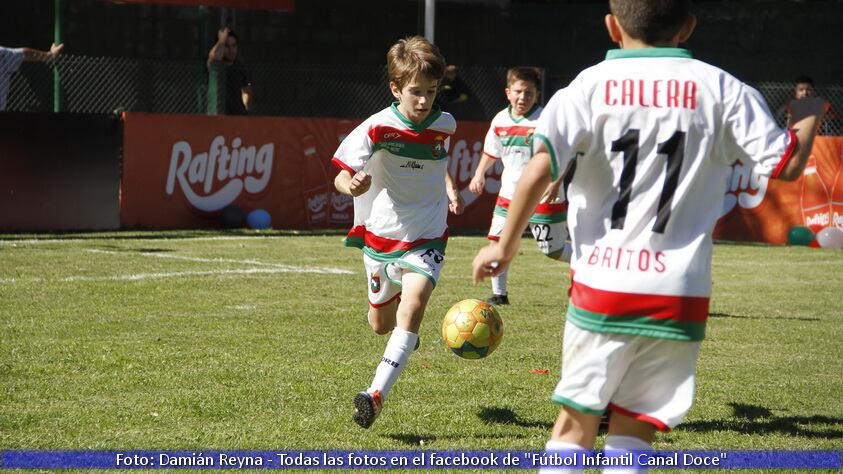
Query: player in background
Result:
<box><xmin>332</xmin><ymin>36</ymin><xmax>463</xmax><ymax>429</ymax></box>
<box><xmin>472</xmin><ymin>0</ymin><xmax>827</xmax><ymax>471</ymax></box>
<box><xmin>469</xmin><ymin>67</ymin><xmax>572</xmax><ymax>306</ymax></box>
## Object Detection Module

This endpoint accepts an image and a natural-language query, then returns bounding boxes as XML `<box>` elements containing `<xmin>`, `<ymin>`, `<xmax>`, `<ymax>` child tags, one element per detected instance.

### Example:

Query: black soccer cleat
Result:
<box><xmin>487</xmin><ymin>294</ymin><xmax>510</xmax><ymax>306</ymax></box>
<box><xmin>352</xmin><ymin>390</ymin><xmax>383</xmax><ymax>429</ymax></box>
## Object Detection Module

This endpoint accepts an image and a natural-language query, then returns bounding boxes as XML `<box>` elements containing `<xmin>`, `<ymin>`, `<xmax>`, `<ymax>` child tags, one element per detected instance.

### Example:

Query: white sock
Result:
<box><xmin>602</xmin><ymin>435</ymin><xmax>652</xmax><ymax>474</ymax></box>
<box><xmin>491</xmin><ymin>269</ymin><xmax>508</xmax><ymax>296</ymax></box>
<box><xmin>538</xmin><ymin>439</ymin><xmax>585</xmax><ymax>474</ymax></box>
<box><xmin>368</xmin><ymin>327</ymin><xmax>418</xmax><ymax>401</ymax></box>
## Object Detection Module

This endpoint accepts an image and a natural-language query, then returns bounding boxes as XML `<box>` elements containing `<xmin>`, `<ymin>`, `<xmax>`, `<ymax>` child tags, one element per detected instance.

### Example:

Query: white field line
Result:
<box><xmin>0</xmin><ymin>235</ymin><xmax>282</xmax><ymax>246</ymax></box>
<box><xmin>84</xmin><ymin>248</ymin><xmax>353</xmax><ymax>274</ymax></box>
<box><xmin>62</xmin><ymin>268</ymin><xmax>309</xmax><ymax>282</ymax></box>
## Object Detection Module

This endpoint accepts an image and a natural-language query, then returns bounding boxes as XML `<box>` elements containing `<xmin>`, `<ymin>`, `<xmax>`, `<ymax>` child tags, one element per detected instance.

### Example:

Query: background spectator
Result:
<box><xmin>207</xmin><ymin>28</ymin><xmax>252</xmax><ymax>115</ymax></box>
<box><xmin>0</xmin><ymin>43</ymin><xmax>63</xmax><ymax>111</ymax></box>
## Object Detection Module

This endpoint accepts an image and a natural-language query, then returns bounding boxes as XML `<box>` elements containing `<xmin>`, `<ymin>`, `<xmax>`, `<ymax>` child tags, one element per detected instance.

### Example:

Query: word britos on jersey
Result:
<box><xmin>166</xmin><ymin>136</ymin><xmax>274</xmax><ymax>212</ymax></box>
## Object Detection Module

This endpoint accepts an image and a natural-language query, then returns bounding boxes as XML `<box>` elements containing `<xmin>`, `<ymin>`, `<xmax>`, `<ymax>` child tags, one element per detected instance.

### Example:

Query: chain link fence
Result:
<box><xmin>5</xmin><ymin>55</ymin><xmax>843</xmax><ymax>136</ymax></box>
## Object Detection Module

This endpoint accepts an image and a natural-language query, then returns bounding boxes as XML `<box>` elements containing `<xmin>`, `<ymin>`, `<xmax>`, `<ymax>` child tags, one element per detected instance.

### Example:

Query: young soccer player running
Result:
<box><xmin>470</xmin><ymin>67</ymin><xmax>572</xmax><ymax>306</ymax></box>
<box><xmin>332</xmin><ymin>36</ymin><xmax>463</xmax><ymax>429</ymax></box>
<box><xmin>472</xmin><ymin>0</ymin><xmax>826</xmax><ymax>470</ymax></box>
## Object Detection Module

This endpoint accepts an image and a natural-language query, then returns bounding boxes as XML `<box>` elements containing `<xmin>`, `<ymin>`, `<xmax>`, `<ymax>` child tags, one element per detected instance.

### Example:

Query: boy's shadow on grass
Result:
<box><xmin>681</xmin><ymin>403</ymin><xmax>843</xmax><ymax>438</ymax></box>
<box><xmin>386</xmin><ymin>407</ymin><xmax>544</xmax><ymax>446</ymax></box>
<box><xmin>709</xmin><ymin>312</ymin><xmax>820</xmax><ymax>322</ymax></box>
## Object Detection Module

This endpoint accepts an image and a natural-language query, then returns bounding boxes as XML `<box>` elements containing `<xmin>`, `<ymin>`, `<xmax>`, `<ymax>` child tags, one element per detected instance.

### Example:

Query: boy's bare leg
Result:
<box><xmin>606</xmin><ymin>412</ymin><xmax>656</xmax><ymax>443</ymax></box>
<box><xmin>395</xmin><ymin>271</ymin><xmax>434</xmax><ymax>333</ymax></box>
<box><xmin>354</xmin><ymin>271</ymin><xmax>433</xmax><ymax>428</ymax></box>
<box><xmin>550</xmin><ymin>405</ymin><xmax>602</xmax><ymax>448</ymax></box>
<box><xmin>367</xmin><ymin>299</ymin><xmax>399</xmax><ymax>335</ymax></box>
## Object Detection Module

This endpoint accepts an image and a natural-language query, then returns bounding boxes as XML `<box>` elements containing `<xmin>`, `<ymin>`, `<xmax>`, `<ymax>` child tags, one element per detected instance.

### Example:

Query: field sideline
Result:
<box><xmin>1</xmin><ymin>231</ymin><xmax>841</xmax><ymax>472</ymax></box>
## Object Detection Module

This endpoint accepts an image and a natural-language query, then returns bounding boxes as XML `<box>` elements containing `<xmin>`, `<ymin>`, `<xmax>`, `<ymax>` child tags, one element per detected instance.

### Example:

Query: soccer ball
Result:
<box><xmin>441</xmin><ymin>299</ymin><xmax>503</xmax><ymax>359</ymax></box>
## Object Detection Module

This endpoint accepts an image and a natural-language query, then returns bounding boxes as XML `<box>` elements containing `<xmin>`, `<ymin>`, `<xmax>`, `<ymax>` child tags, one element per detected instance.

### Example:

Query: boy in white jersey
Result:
<box><xmin>470</xmin><ymin>67</ymin><xmax>572</xmax><ymax>306</ymax></box>
<box><xmin>472</xmin><ymin>0</ymin><xmax>827</xmax><ymax>470</ymax></box>
<box><xmin>332</xmin><ymin>36</ymin><xmax>463</xmax><ymax>429</ymax></box>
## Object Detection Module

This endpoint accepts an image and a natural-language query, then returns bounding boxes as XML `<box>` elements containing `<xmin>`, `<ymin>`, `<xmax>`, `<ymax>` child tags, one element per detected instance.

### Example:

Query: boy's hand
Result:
<box><xmin>448</xmin><ymin>191</ymin><xmax>464</xmax><ymax>215</ymax></box>
<box><xmin>50</xmin><ymin>43</ymin><xmax>64</xmax><ymax>59</ymax></box>
<box><xmin>217</xmin><ymin>28</ymin><xmax>231</xmax><ymax>43</ymax></box>
<box><xmin>349</xmin><ymin>171</ymin><xmax>371</xmax><ymax>196</ymax></box>
<box><xmin>469</xmin><ymin>175</ymin><xmax>485</xmax><ymax>195</ymax></box>
<box><xmin>472</xmin><ymin>244</ymin><xmax>508</xmax><ymax>283</ymax></box>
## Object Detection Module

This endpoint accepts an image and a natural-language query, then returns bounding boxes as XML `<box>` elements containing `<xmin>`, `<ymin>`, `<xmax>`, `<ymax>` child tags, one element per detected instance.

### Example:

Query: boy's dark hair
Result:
<box><xmin>609</xmin><ymin>0</ymin><xmax>692</xmax><ymax>45</ymax></box>
<box><xmin>506</xmin><ymin>67</ymin><xmax>541</xmax><ymax>88</ymax></box>
<box><xmin>794</xmin><ymin>75</ymin><xmax>814</xmax><ymax>86</ymax></box>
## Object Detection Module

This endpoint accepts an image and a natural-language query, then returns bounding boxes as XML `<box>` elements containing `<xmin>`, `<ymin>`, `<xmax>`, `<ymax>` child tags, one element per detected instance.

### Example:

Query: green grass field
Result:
<box><xmin>1</xmin><ymin>231</ymin><xmax>841</xmax><ymax>472</ymax></box>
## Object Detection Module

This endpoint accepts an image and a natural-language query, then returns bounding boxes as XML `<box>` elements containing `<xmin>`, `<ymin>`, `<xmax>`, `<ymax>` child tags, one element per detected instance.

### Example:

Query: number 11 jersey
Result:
<box><xmin>534</xmin><ymin>48</ymin><xmax>795</xmax><ymax>341</ymax></box>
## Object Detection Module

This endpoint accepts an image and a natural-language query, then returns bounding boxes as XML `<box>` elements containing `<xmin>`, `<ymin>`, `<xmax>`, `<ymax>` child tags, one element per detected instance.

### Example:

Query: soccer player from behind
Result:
<box><xmin>472</xmin><ymin>0</ymin><xmax>826</xmax><ymax>470</ymax></box>
<box><xmin>332</xmin><ymin>36</ymin><xmax>463</xmax><ymax>429</ymax></box>
<box><xmin>470</xmin><ymin>67</ymin><xmax>572</xmax><ymax>306</ymax></box>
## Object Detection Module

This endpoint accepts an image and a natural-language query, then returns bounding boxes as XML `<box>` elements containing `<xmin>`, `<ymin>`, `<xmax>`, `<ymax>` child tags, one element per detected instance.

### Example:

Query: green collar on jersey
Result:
<box><xmin>605</xmin><ymin>48</ymin><xmax>693</xmax><ymax>60</ymax></box>
<box><xmin>508</xmin><ymin>103</ymin><xmax>540</xmax><ymax>123</ymax></box>
<box><xmin>390</xmin><ymin>101</ymin><xmax>443</xmax><ymax>131</ymax></box>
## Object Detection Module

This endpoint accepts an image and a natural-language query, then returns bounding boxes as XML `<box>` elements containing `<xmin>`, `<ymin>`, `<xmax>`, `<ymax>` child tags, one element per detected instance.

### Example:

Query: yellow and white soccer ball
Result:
<box><xmin>441</xmin><ymin>299</ymin><xmax>503</xmax><ymax>359</ymax></box>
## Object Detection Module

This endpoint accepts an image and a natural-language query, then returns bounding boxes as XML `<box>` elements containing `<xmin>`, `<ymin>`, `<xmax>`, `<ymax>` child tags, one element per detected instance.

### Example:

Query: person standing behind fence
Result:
<box><xmin>0</xmin><ymin>43</ymin><xmax>64</xmax><ymax>111</ymax></box>
<box><xmin>777</xmin><ymin>76</ymin><xmax>836</xmax><ymax>134</ymax></box>
<box><xmin>207</xmin><ymin>28</ymin><xmax>252</xmax><ymax>115</ymax></box>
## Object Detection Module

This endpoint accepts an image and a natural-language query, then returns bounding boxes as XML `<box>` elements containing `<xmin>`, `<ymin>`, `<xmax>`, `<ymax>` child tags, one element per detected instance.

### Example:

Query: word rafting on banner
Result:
<box><xmin>1</xmin><ymin>450</ymin><xmax>840</xmax><ymax>469</ymax></box>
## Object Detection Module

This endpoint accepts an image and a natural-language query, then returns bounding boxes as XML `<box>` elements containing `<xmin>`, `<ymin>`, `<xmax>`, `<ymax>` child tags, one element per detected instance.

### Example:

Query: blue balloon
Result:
<box><xmin>246</xmin><ymin>209</ymin><xmax>272</xmax><ymax>229</ymax></box>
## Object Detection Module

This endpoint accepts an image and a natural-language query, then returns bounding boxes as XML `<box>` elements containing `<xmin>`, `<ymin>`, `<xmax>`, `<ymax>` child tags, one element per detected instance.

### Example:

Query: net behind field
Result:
<box><xmin>5</xmin><ymin>55</ymin><xmax>843</xmax><ymax>135</ymax></box>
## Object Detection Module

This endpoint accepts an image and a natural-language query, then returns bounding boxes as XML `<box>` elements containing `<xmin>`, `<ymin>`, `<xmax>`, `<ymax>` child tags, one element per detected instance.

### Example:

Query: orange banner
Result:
<box><xmin>713</xmin><ymin>136</ymin><xmax>843</xmax><ymax>243</ymax></box>
<box><xmin>120</xmin><ymin>113</ymin><xmax>499</xmax><ymax>231</ymax></box>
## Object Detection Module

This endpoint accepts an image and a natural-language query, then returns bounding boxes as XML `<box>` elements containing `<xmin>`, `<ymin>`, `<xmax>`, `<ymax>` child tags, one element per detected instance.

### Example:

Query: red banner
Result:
<box><xmin>713</xmin><ymin>136</ymin><xmax>843</xmax><ymax>243</ymax></box>
<box><xmin>120</xmin><ymin>113</ymin><xmax>499</xmax><ymax>231</ymax></box>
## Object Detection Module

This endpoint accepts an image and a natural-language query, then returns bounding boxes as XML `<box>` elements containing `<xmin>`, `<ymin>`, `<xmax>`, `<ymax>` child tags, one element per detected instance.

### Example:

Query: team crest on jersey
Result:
<box><xmin>432</xmin><ymin>136</ymin><xmax>446</xmax><ymax>158</ymax></box>
<box><xmin>526</xmin><ymin>128</ymin><xmax>535</xmax><ymax>146</ymax></box>
<box><xmin>370</xmin><ymin>273</ymin><xmax>381</xmax><ymax>293</ymax></box>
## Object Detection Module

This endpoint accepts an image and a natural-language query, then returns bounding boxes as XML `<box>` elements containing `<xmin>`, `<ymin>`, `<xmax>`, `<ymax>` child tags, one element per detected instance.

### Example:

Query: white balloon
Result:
<box><xmin>816</xmin><ymin>227</ymin><xmax>843</xmax><ymax>249</ymax></box>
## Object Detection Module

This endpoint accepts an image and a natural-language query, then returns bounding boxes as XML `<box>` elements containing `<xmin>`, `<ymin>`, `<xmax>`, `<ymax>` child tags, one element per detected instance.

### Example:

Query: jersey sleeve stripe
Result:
<box><xmin>331</xmin><ymin>157</ymin><xmax>356</xmax><ymax>174</ymax></box>
<box><xmin>483</xmin><ymin>151</ymin><xmax>501</xmax><ymax>160</ymax></box>
<box><xmin>770</xmin><ymin>129</ymin><xmax>798</xmax><ymax>179</ymax></box>
<box><xmin>533</xmin><ymin>133</ymin><xmax>559</xmax><ymax>181</ymax></box>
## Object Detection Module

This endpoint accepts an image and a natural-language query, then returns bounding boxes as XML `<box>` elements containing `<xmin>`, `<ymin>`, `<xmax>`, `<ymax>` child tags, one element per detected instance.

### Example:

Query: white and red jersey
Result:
<box><xmin>484</xmin><ymin>105</ymin><xmax>567</xmax><ymax>224</ymax></box>
<box><xmin>332</xmin><ymin>103</ymin><xmax>456</xmax><ymax>260</ymax></box>
<box><xmin>534</xmin><ymin>48</ymin><xmax>795</xmax><ymax>341</ymax></box>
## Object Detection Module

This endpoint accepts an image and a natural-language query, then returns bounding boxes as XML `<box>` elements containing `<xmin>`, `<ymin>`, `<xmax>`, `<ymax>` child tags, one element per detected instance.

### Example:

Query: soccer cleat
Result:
<box><xmin>487</xmin><ymin>294</ymin><xmax>510</xmax><ymax>306</ymax></box>
<box><xmin>352</xmin><ymin>390</ymin><xmax>383</xmax><ymax>429</ymax></box>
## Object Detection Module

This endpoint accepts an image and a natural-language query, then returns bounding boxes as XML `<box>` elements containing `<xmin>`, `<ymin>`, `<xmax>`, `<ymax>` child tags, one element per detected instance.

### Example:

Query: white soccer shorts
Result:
<box><xmin>363</xmin><ymin>246</ymin><xmax>445</xmax><ymax>307</ymax></box>
<box><xmin>487</xmin><ymin>214</ymin><xmax>569</xmax><ymax>258</ymax></box>
<box><xmin>552</xmin><ymin>321</ymin><xmax>701</xmax><ymax>431</ymax></box>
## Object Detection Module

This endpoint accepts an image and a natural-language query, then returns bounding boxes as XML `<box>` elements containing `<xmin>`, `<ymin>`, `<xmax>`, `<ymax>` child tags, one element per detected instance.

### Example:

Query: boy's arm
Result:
<box><xmin>776</xmin><ymin>96</ymin><xmax>828</xmax><ymax>181</ymax></box>
<box><xmin>445</xmin><ymin>171</ymin><xmax>464</xmax><ymax>215</ymax></box>
<box><xmin>207</xmin><ymin>28</ymin><xmax>229</xmax><ymax>67</ymax></box>
<box><xmin>469</xmin><ymin>153</ymin><xmax>497</xmax><ymax>194</ymax></box>
<box><xmin>22</xmin><ymin>43</ymin><xmax>63</xmax><ymax>62</ymax></box>
<box><xmin>334</xmin><ymin>169</ymin><xmax>371</xmax><ymax>197</ymax></box>
<box><xmin>472</xmin><ymin>150</ymin><xmax>552</xmax><ymax>283</ymax></box>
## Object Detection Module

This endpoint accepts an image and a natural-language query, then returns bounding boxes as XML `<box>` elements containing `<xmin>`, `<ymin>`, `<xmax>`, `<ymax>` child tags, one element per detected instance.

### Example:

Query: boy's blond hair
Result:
<box><xmin>506</xmin><ymin>67</ymin><xmax>541</xmax><ymax>88</ymax></box>
<box><xmin>386</xmin><ymin>36</ymin><xmax>446</xmax><ymax>90</ymax></box>
<box><xmin>610</xmin><ymin>0</ymin><xmax>692</xmax><ymax>45</ymax></box>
